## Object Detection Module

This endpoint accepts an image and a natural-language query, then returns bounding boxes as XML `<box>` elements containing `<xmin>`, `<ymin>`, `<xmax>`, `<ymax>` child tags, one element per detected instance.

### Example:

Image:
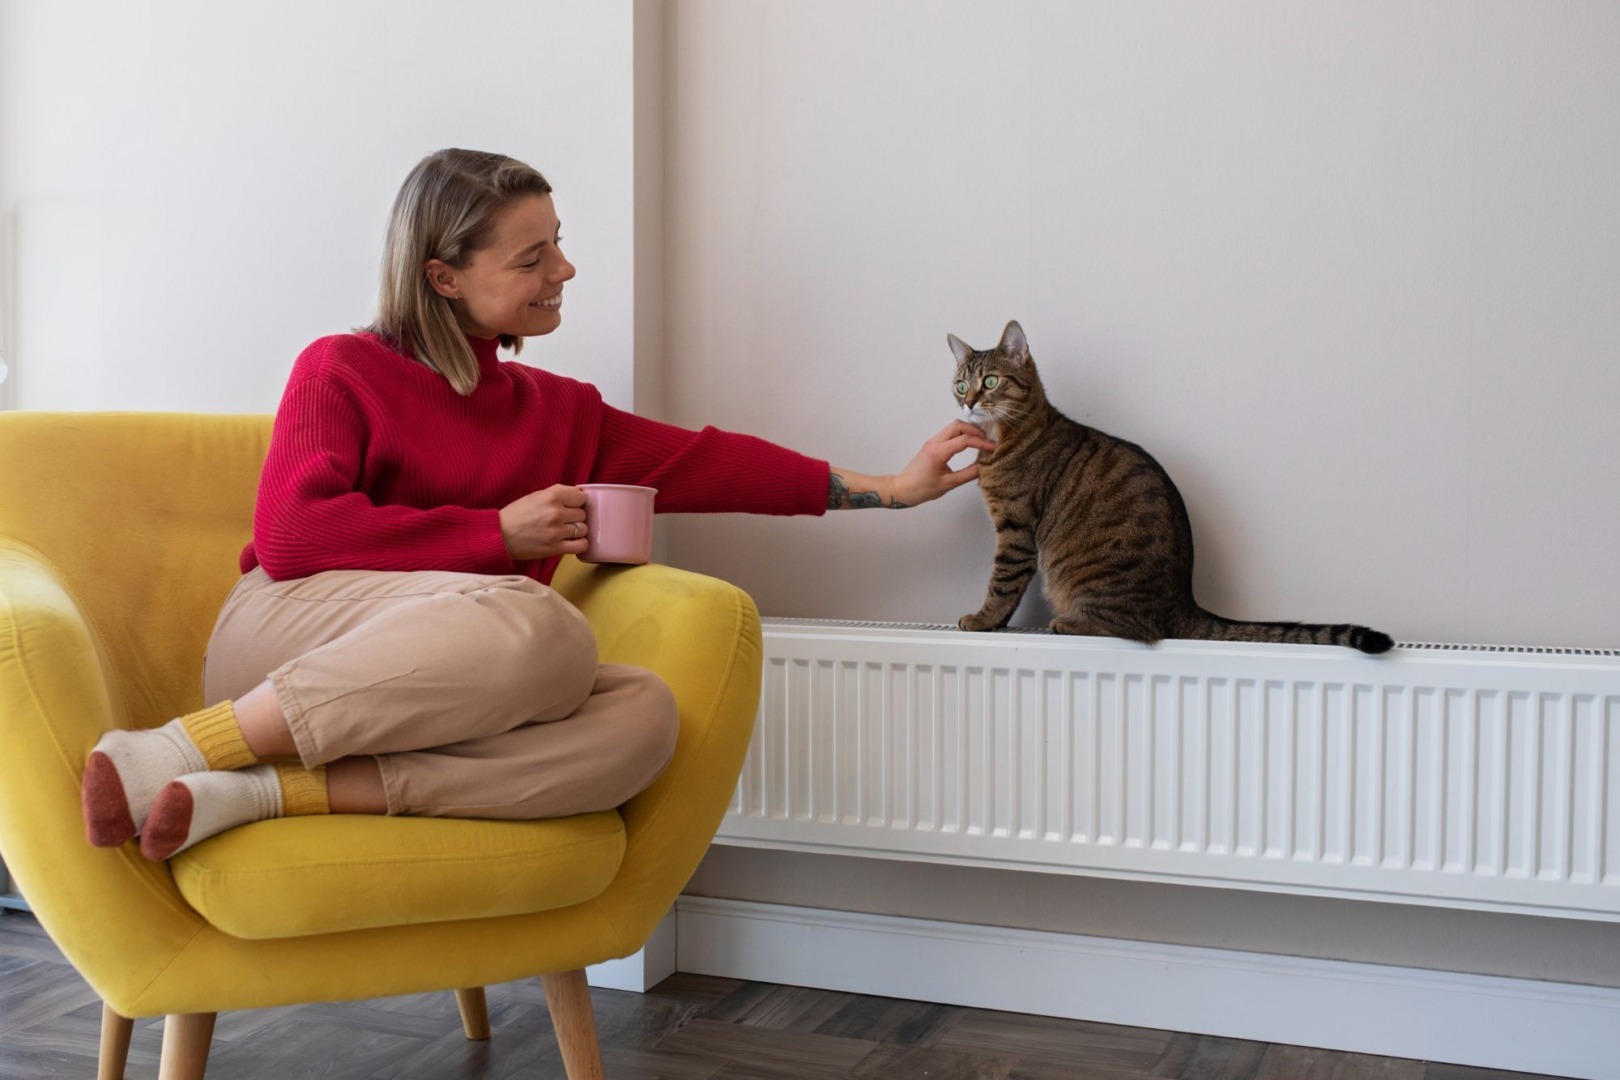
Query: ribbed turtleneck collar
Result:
<box><xmin>469</xmin><ymin>334</ymin><xmax>502</xmax><ymax>379</ymax></box>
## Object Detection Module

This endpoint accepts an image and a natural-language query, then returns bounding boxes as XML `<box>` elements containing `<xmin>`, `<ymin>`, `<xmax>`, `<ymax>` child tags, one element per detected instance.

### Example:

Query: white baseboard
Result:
<box><xmin>585</xmin><ymin>909</ymin><xmax>677</xmax><ymax>992</ymax></box>
<box><xmin>674</xmin><ymin>895</ymin><xmax>1620</xmax><ymax>1080</ymax></box>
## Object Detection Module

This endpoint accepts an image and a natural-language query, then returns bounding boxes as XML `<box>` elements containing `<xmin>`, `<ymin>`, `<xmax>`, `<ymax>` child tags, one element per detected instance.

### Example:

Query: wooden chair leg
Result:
<box><xmin>454</xmin><ymin>987</ymin><xmax>491</xmax><ymax>1040</ymax></box>
<box><xmin>541</xmin><ymin>969</ymin><xmax>604</xmax><ymax>1080</ymax></box>
<box><xmin>157</xmin><ymin>1012</ymin><xmax>216</xmax><ymax>1080</ymax></box>
<box><xmin>98</xmin><ymin>1003</ymin><xmax>134</xmax><ymax>1080</ymax></box>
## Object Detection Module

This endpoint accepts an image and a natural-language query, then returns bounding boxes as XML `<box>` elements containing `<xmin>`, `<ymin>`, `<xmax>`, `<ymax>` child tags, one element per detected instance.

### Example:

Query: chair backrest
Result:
<box><xmin>0</xmin><ymin>412</ymin><xmax>272</xmax><ymax>728</ymax></box>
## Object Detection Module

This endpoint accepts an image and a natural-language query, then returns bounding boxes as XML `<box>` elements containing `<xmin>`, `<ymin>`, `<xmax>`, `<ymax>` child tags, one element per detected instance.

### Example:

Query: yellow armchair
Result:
<box><xmin>0</xmin><ymin>412</ymin><xmax>763</xmax><ymax>1079</ymax></box>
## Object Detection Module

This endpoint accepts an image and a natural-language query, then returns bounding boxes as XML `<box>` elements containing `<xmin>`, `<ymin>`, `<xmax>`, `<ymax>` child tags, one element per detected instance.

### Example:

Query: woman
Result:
<box><xmin>81</xmin><ymin>148</ymin><xmax>994</xmax><ymax>860</ymax></box>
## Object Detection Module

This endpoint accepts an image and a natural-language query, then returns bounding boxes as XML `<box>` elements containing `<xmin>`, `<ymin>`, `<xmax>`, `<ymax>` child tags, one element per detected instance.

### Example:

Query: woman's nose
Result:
<box><xmin>553</xmin><ymin>256</ymin><xmax>576</xmax><ymax>283</ymax></box>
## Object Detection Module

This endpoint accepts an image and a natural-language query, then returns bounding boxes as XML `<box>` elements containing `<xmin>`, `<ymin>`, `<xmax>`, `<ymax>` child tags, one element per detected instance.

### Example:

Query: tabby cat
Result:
<box><xmin>951</xmin><ymin>321</ymin><xmax>1392</xmax><ymax>654</ymax></box>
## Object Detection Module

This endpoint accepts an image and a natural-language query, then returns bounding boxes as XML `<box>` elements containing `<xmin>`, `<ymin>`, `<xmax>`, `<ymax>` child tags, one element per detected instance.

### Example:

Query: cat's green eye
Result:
<box><xmin>983</xmin><ymin>375</ymin><xmax>1001</xmax><ymax>390</ymax></box>
<box><xmin>954</xmin><ymin>380</ymin><xmax>969</xmax><ymax>396</ymax></box>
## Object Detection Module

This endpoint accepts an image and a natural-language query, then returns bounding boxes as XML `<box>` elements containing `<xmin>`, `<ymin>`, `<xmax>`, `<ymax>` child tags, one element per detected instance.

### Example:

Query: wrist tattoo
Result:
<box><xmin>828</xmin><ymin>472</ymin><xmax>905</xmax><ymax>510</ymax></box>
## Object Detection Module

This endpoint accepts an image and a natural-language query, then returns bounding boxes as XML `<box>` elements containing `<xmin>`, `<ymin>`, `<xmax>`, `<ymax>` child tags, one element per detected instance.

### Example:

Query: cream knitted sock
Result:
<box><xmin>140</xmin><ymin>764</ymin><xmax>329</xmax><ymax>861</ymax></box>
<box><xmin>82</xmin><ymin>702</ymin><xmax>257</xmax><ymax>848</ymax></box>
<box><xmin>83</xmin><ymin>720</ymin><xmax>207</xmax><ymax>847</ymax></box>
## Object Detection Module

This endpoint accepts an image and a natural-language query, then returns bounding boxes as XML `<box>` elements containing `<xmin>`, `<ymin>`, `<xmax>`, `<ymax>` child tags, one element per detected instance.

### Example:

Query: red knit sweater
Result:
<box><xmin>242</xmin><ymin>332</ymin><xmax>830</xmax><ymax>584</ymax></box>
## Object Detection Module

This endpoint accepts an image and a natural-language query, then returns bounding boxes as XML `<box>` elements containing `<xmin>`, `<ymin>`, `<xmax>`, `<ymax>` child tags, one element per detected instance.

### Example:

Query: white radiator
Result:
<box><xmin>717</xmin><ymin>620</ymin><xmax>1620</xmax><ymax>921</ymax></box>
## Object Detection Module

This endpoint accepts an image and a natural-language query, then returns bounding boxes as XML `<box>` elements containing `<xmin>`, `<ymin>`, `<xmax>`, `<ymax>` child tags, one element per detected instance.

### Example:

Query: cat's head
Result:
<box><xmin>948</xmin><ymin>320</ymin><xmax>1041</xmax><ymax>440</ymax></box>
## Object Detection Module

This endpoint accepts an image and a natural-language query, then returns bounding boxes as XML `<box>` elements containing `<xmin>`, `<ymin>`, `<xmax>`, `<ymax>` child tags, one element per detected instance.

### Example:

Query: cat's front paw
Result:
<box><xmin>958</xmin><ymin>612</ymin><xmax>998</xmax><ymax>632</ymax></box>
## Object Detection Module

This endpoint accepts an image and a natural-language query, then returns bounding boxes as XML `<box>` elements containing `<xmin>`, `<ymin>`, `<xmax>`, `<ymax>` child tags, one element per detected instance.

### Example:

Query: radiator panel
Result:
<box><xmin>718</xmin><ymin>622</ymin><xmax>1620</xmax><ymax>921</ymax></box>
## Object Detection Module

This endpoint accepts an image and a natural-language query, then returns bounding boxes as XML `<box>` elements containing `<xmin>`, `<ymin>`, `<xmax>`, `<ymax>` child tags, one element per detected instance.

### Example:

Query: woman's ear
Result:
<box><xmin>424</xmin><ymin>259</ymin><xmax>461</xmax><ymax>300</ymax></box>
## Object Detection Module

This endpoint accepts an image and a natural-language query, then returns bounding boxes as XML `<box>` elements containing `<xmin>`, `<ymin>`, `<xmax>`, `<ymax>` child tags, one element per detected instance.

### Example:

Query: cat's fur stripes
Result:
<box><xmin>951</xmin><ymin>321</ymin><xmax>1392</xmax><ymax>655</ymax></box>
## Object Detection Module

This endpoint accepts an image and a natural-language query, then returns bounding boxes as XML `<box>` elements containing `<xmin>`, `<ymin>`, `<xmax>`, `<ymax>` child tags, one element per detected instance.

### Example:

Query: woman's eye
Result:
<box><xmin>983</xmin><ymin>375</ymin><xmax>1000</xmax><ymax>390</ymax></box>
<box><xmin>955</xmin><ymin>380</ymin><xmax>969</xmax><ymax>396</ymax></box>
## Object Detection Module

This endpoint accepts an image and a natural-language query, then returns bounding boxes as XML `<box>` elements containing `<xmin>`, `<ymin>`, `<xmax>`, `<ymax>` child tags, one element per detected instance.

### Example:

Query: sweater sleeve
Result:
<box><xmin>591</xmin><ymin>404</ymin><xmax>829</xmax><ymax>516</ymax></box>
<box><xmin>249</xmin><ymin>374</ymin><xmax>516</xmax><ymax>580</ymax></box>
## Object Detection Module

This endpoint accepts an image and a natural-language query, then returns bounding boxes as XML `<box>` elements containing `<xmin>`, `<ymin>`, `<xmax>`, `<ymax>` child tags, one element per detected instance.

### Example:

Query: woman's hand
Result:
<box><xmin>892</xmin><ymin>420</ymin><xmax>997</xmax><ymax>506</ymax></box>
<box><xmin>499</xmin><ymin>484</ymin><xmax>589</xmax><ymax>561</ymax></box>
<box><xmin>828</xmin><ymin>421</ymin><xmax>995</xmax><ymax>509</ymax></box>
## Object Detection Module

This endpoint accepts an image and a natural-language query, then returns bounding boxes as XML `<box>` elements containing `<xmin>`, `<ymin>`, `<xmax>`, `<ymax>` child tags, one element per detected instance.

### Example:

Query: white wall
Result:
<box><xmin>0</xmin><ymin>0</ymin><xmax>642</xmax><ymax>414</ymax></box>
<box><xmin>661</xmin><ymin>0</ymin><xmax>1620</xmax><ymax>653</ymax></box>
<box><xmin>663</xmin><ymin>1</ymin><xmax>1620</xmax><ymax>988</ymax></box>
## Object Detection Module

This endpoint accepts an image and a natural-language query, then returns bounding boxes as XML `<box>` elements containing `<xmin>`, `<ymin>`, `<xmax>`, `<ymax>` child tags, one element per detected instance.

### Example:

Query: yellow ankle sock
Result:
<box><xmin>273</xmin><ymin>763</ymin><xmax>330</xmax><ymax>817</ymax></box>
<box><xmin>179</xmin><ymin>701</ymin><xmax>258</xmax><ymax>771</ymax></box>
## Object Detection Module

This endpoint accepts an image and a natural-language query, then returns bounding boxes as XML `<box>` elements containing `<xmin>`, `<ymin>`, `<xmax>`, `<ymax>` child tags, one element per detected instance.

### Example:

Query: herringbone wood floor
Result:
<box><xmin>0</xmin><ymin>910</ymin><xmax>1569</xmax><ymax>1080</ymax></box>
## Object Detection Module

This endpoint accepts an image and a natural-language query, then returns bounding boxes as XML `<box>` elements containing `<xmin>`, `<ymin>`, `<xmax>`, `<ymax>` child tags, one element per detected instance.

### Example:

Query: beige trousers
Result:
<box><xmin>202</xmin><ymin>567</ymin><xmax>678</xmax><ymax>819</ymax></box>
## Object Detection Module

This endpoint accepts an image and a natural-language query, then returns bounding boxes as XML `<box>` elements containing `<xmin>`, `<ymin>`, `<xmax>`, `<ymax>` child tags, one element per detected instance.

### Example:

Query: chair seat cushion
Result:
<box><xmin>169</xmin><ymin>811</ymin><xmax>626</xmax><ymax>940</ymax></box>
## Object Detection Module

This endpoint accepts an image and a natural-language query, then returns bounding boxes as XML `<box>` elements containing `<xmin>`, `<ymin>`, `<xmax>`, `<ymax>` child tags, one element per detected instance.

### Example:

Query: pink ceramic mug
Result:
<box><xmin>579</xmin><ymin>484</ymin><xmax>657</xmax><ymax>565</ymax></box>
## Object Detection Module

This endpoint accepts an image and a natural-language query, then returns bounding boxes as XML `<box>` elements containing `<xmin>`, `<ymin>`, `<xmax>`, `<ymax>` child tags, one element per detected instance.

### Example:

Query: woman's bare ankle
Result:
<box><xmin>235</xmin><ymin>681</ymin><xmax>300</xmax><ymax>759</ymax></box>
<box><xmin>327</xmin><ymin>757</ymin><xmax>388</xmax><ymax>815</ymax></box>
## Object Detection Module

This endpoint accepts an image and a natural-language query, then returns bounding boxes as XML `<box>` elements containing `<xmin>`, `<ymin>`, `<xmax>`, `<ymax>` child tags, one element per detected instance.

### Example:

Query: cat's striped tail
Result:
<box><xmin>1179</xmin><ymin>609</ymin><xmax>1393</xmax><ymax>655</ymax></box>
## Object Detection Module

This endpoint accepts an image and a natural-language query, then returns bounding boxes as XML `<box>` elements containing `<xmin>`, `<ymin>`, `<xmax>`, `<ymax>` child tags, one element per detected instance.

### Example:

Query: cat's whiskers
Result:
<box><xmin>986</xmin><ymin>401</ymin><xmax>1033</xmax><ymax>432</ymax></box>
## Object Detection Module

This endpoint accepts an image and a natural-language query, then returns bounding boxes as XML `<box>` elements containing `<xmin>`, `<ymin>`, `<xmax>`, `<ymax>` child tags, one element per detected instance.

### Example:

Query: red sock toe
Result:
<box><xmin>83</xmin><ymin>752</ymin><xmax>137</xmax><ymax>848</ymax></box>
<box><xmin>140</xmin><ymin>782</ymin><xmax>195</xmax><ymax>862</ymax></box>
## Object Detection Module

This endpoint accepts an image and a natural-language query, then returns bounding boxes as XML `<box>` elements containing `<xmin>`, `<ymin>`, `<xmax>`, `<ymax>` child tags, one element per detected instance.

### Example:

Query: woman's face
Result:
<box><xmin>428</xmin><ymin>193</ymin><xmax>575</xmax><ymax>340</ymax></box>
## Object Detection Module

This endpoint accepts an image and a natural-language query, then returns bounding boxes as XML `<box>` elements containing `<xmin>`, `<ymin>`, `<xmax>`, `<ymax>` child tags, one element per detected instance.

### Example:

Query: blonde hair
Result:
<box><xmin>365</xmin><ymin>149</ymin><xmax>553</xmax><ymax>396</ymax></box>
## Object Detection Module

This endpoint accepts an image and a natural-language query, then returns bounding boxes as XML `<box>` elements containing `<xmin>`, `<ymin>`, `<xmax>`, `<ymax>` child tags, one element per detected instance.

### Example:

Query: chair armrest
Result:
<box><xmin>550</xmin><ymin>558</ymin><xmax>762</xmax><ymax>950</ymax></box>
<box><xmin>0</xmin><ymin>541</ymin><xmax>208</xmax><ymax>1011</ymax></box>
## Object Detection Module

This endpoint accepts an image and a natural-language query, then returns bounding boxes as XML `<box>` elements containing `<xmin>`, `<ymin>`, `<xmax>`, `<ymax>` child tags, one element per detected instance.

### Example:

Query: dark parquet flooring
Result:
<box><xmin>0</xmin><ymin>909</ymin><xmax>1570</xmax><ymax>1080</ymax></box>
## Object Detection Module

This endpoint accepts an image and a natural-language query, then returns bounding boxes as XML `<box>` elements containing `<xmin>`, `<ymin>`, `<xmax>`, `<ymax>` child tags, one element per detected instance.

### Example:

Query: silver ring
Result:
<box><xmin>572</xmin><ymin>522</ymin><xmax>581</xmax><ymax>538</ymax></box>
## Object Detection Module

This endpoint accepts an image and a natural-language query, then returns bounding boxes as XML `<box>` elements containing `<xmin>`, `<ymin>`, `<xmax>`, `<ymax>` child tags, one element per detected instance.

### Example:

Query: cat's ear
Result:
<box><xmin>947</xmin><ymin>333</ymin><xmax>973</xmax><ymax>367</ymax></box>
<box><xmin>998</xmin><ymin>320</ymin><xmax>1030</xmax><ymax>365</ymax></box>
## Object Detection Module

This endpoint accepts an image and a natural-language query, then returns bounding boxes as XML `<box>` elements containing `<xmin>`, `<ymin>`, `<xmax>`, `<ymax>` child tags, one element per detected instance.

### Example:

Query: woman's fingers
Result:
<box><xmin>946</xmin><ymin>456</ymin><xmax>984</xmax><ymax>482</ymax></box>
<box><xmin>501</xmin><ymin>485</ymin><xmax>596</xmax><ymax>560</ymax></box>
<box><xmin>935</xmin><ymin>431</ymin><xmax>994</xmax><ymax>460</ymax></box>
<box><xmin>933</xmin><ymin>419</ymin><xmax>992</xmax><ymax>445</ymax></box>
<box><xmin>554</xmin><ymin>509</ymin><xmax>588</xmax><ymax>547</ymax></box>
<box><xmin>937</xmin><ymin>461</ymin><xmax>981</xmax><ymax>490</ymax></box>
<box><xmin>936</xmin><ymin>421</ymin><xmax>994</xmax><ymax>447</ymax></box>
<box><xmin>542</xmin><ymin>486</ymin><xmax>589</xmax><ymax>548</ymax></box>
